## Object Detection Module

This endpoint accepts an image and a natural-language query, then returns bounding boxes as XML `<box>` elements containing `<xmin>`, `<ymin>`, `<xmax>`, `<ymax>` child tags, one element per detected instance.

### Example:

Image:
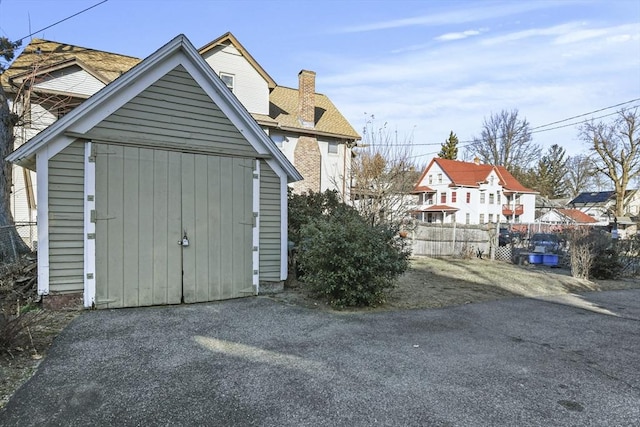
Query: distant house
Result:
<box><xmin>2</xmin><ymin>33</ymin><xmax>360</xmax><ymax>234</ymax></box>
<box><xmin>538</xmin><ymin>208</ymin><xmax>598</xmax><ymax>225</ymax></box>
<box><xmin>568</xmin><ymin>190</ymin><xmax>640</xmax><ymax>224</ymax></box>
<box><xmin>412</xmin><ymin>158</ymin><xmax>537</xmax><ymax>224</ymax></box>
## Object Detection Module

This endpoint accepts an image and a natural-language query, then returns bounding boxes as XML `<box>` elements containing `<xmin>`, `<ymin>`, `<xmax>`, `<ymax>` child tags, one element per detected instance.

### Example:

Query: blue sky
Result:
<box><xmin>1</xmin><ymin>0</ymin><xmax>639</xmax><ymax>164</ymax></box>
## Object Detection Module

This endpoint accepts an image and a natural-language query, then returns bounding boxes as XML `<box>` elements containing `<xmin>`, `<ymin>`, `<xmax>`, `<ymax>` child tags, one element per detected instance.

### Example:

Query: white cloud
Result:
<box><xmin>319</xmin><ymin>18</ymin><xmax>640</xmax><ymax>159</ymax></box>
<box><xmin>337</xmin><ymin>1</ymin><xmax>566</xmax><ymax>33</ymax></box>
<box><xmin>436</xmin><ymin>29</ymin><xmax>482</xmax><ymax>41</ymax></box>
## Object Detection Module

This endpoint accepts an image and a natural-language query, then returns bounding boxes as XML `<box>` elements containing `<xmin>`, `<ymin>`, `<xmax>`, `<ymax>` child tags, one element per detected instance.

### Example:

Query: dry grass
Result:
<box><xmin>273</xmin><ymin>257</ymin><xmax>640</xmax><ymax>312</ymax></box>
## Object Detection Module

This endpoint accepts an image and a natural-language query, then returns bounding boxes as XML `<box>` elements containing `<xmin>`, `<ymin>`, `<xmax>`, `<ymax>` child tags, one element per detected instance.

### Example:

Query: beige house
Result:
<box><xmin>7</xmin><ymin>35</ymin><xmax>302</xmax><ymax>308</ymax></box>
<box><xmin>2</xmin><ymin>33</ymin><xmax>360</xmax><ymax>236</ymax></box>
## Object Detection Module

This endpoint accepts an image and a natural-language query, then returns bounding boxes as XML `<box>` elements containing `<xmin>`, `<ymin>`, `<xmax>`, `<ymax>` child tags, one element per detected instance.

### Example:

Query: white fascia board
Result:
<box><xmin>6</xmin><ymin>36</ymin><xmax>188</xmax><ymax>164</ymax></box>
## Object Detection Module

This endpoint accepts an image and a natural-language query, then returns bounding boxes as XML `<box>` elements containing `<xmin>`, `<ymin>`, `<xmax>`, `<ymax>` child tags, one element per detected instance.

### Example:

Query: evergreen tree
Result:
<box><xmin>438</xmin><ymin>131</ymin><xmax>458</xmax><ymax>159</ymax></box>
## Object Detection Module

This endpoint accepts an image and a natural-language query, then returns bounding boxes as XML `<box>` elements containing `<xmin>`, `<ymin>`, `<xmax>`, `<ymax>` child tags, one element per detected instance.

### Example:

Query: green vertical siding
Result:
<box><xmin>48</xmin><ymin>141</ymin><xmax>84</xmax><ymax>293</ymax></box>
<box><xmin>259</xmin><ymin>161</ymin><xmax>282</xmax><ymax>281</ymax></box>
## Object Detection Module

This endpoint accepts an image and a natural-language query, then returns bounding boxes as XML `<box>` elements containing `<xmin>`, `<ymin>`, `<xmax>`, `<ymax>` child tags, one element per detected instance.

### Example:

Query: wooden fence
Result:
<box><xmin>409</xmin><ymin>223</ymin><xmax>492</xmax><ymax>258</ymax></box>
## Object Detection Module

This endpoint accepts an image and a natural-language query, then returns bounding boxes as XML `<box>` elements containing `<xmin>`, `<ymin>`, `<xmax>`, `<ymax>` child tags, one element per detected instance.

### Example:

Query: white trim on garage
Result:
<box><xmin>36</xmin><ymin>150</ymin><xmax>49</xmax><ymax>295</ymax></box>
<box><xmin>83</xmin><ymin>141</ymin><xmax>96</xmax><ymax>308</ymax></box>
<box><xmin>253</xmin><ymin>159</ymin><xmax>260</xmax><ymax>293</ymax></box>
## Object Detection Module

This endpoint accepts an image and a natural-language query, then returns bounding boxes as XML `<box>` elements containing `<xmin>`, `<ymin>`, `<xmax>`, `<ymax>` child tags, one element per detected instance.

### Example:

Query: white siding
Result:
<box><xmin>201</xmin><ymin>43</ymin><xmax>270</xmax><ymax>115</ymax></box>
<box><xmin>33</xmin><ymin>65</ymin><xmax>105</xmax><ymax>97</ymax></box>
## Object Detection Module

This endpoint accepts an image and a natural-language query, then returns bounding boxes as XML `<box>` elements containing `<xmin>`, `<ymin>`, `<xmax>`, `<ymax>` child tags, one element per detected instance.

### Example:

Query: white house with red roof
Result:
<box><xmin>412</xmin><ymin>158</ymin><xmax>537</xmax><ymax>225</ymax></box>
<box><xmin>538</xmin><ymin>208</ymin><xmax>599</xmax><ymax>225</ymax></box>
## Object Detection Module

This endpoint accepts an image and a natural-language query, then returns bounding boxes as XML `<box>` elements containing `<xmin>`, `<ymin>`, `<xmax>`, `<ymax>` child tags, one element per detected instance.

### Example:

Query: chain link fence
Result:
<box><xmin>0</xmin><ymin>222</ymin><xmax>37</xmax><ymax>266</ymax></box>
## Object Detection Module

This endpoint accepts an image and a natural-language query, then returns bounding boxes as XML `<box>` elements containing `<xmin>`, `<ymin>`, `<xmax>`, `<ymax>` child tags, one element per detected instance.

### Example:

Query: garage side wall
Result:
<box><xmin>259</xmin><ymin>160</ymin><xmax>281</xmax><ymax>282</ymax></box>
<box><xmin>48</xmin><ymin>141</ymin><xmax>85</xmax><ymax>293</ymax></box>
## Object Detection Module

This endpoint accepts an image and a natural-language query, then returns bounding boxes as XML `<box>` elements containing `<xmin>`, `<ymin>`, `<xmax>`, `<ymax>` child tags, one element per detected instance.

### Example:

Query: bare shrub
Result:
<box><xmin>565</xmin><ymin>228</ymin><xmax>595</xmax><ymax>280</ymax></box>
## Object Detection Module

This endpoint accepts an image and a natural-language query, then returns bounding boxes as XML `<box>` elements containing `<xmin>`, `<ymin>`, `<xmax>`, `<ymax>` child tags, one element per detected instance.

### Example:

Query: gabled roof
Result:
<box><xmin>198</xmin><ymin>32</ymin><xmax>276</xmax><ymax>89</ymax></box>
<box><xmin>269</xmin><ymin>86</ymin><xmax>360</xmax><ymax>140</ymax></box>
<box><xmin>4</xmin><ymin>35</ymin><xmax>360</xmax><ymax>143</ymax></box>
<box><xmin>413</xmin><ymin>158</ymin><xmax>537</xmax><ymax>193</ymax></box>
<box><xmin>556</xmin><ymin>209</ymin><xmax>598</xmax><ymax>224</ymax></box>
<box><xmin>6</xmin><ymin>34</ymin><xmax>302</xmax><ymax>182</ymax></box>
<box><xmin>1</xmin><ymin>38</ymin><xmax>140</xmax><ymax>91</ymax></box>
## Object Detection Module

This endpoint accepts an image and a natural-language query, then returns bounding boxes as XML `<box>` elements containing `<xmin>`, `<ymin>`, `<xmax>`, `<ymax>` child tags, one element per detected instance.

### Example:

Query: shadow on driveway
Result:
<box><xmin>1</xmin><ymin>290</ymin><xmax>639</xmax><ymax>426</ymax></box>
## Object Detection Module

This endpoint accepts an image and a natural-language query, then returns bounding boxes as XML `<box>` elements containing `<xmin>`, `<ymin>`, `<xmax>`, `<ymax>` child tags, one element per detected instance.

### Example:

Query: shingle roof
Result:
<box><xmin>269</xmin><ymin>86</ymin><xmax>360</xmax><ymax>139</ymax></box>
<box><xmin>413</xmin><ymin>158</ymin><xmax>537</xmax><ymax>193</ymax></box>
<box><xmin>3</xmin><ymin>36</ymin><xmax>360</xmax><ymax>141</ymax></box>
<box><xmin>556</xmin><ymin>209</ymin><xmax>598</xmax><ymax>224</ymax></box>
<box><xmin>1</xmin><ymin>38</ymin><xmax>140</xmax><ymax>91</ymax></box>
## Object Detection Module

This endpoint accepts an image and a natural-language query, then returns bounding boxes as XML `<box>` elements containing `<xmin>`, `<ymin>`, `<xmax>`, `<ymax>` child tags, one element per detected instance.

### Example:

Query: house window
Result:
<box><xmin>427</xmin><ymin>213</ymin><xmax>433</xmax><ymax>223</ymax></box>
<box><xmin>437</xmin><ymin>174</ymin><xmax>443</xmax><ymax>184</ymax></box>
<box><xmin>427</xmin><ymin>194</ymin><xmax>433</xmax><ymax>205</ymax></box>
<box><xmin>497</xmin><ymin>192</ymin><xmax>501</xmax><ymax>204</ymax></box>
<box><xmin>328</xmin><ymin>141</ymin><xmax>339</xmax><ymax>154</ymax></box>
<box><xmin>489</xmin><ymin>214</ymin><xmax>494</xmax><ymax>222</ymax></box>
<box><xmin>452</xmin><ymin>191</ymin><xmax>457</xmax><ymax>203</ymax></box>
<box><xmin>480</xmin><ymin>214</ymin><xmax>485</xmax><ymax>223</ymax></box>
<box><xmin>489</xmin><ymin>193</ymin><xmax>495</xmax><ymax>204</ymax></box>
<box><xmin>465</xmin><ymin>213</ymin><xmax>470</xmax><ymax>224</ymax></box>
<box><xmin>480</xmin><ymin>193</ymin><xmax>486</xmax><ymax>204</ymax></box>
<box><xmin>220</xmin><ymin>72</ymin><xmax>234</xmax><ymax>92</ymax></box>
<box><xmin>428</xmin><ymin>175</ymin><xmax>433</xmax><ymax>184</ymax></box>
<box><xmin>466</xmin><ymin>192</ymin><xmax>471</xmax><ymax>203</ymax></box>
<box><xmin>418</xmin><ymin>194</ymin><xmax>423</xmax><ymax>204</ymax></box>
<box><xmin>490</xmin><ymin>176</ymin><xmax>495</xmax><ymax>185</ymax></box>
<box><xmin>441</xmin><ymin>193</ymin><xmax>446</xmax><ymax>204</ymax></box>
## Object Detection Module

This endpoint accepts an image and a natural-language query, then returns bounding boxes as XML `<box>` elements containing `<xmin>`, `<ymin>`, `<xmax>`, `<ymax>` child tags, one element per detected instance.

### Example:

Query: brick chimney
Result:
<box><xmin>298</xmin><ymin>70</ymin><xmax>316</xmax><ymax>128</ymax></box>
<box><xmin>293</xmin><ymin>70</ymin><xmax>321</xmax><ymax>193</ymax></box>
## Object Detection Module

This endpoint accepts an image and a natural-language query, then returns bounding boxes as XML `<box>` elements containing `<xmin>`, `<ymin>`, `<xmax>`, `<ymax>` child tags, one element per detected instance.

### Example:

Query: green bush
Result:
<box><xmin>288</xmin><ymin>189</ymin><xmax>343</xmax><ymax>248</ymax></box>
<box><xmin>297</xmin><ymin>207</ymin><xmax>410</xmax><ymax>308</ymax></box>
<box><xmin>589</xmin><ymin>235</ymin><xmax>622</xmax><ymax>280</ymax></box>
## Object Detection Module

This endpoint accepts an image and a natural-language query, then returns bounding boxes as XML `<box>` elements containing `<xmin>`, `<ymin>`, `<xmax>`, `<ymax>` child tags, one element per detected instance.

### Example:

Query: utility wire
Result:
<box><xmin>362</xmin><ymin>99</ymin><xmax>640</xmax><ymax>148</ymax></box>
<box><xmin>530</xmin><ymin>98</ymin><xmax>640</xmax><ymax>130</ymax></box>
<box><xmin>16</xmin><ymin>0</ymin><xmax>108</xmax><ymax>43</ymax></box>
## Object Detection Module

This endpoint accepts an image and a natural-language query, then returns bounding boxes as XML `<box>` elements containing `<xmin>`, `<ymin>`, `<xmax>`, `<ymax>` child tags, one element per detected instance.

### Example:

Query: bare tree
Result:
<box><xmin>579</xmin><ymin>108</ymin><xmax>640</xmax><ymax>216</ymax></box>
<box><xmin>466</xmin><ymin>109</ymin><xmax>541</xmax><ymax>174</ymax></box>
<box><xmin>564</xmin><ymin>154</ymin><xmax>597</xmax><ymax>198</ymax></box>
<box><xmin>351</xmin><ymin>115</ymin><xmax>419</xmax><ymax>225</ymax></box>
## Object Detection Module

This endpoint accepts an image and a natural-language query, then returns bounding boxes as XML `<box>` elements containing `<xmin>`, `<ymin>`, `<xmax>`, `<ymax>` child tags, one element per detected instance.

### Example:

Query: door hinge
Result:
<box><xmin>88</xmin><ymin>144</ymin><xmax>97</xmax><ymax>162</ymax></box>
<box><xmin>86</xmin><ymin>273</ymin><xmax>94</xmax><ymax>279</ymax></box>
<box><xmin>253</xmin><ymin>212</ymin><xmax>258</xmax><ymax>227</ymax></box>
<box><xmin>87</xmin><ymin>233</ymin><xmax>96</xmax><ymax>240</ymax></box>
<box><xmin>90</xmin><ymin>210</ymin><xmax>96</xmax><ymax>223</ymax></box>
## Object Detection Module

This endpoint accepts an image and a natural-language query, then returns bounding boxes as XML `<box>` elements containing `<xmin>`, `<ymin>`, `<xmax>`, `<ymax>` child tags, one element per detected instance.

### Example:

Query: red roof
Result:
<box><xmin>557</xmin><ymin>209</ymin><xmax>598</xmax><ymax>224</ymax></box>
<box><xmin>413</xmin><ymin>204</ymin><xmax>459</xmax><ymax>212</ymax></box>
<box><xmin>412</xmin><ymin>185</ymin><xmax>435</xmax><ymax>193</ymax></box>
<box><xmin>413</xmin><ymin>158</ymin><xmax>537</xmax><ymax>193</ymax></box>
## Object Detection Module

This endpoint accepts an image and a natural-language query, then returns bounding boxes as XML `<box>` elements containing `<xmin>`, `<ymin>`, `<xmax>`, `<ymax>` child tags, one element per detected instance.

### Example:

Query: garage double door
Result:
<box><xmin>94</xmin><ymin>144</ymin><xmax>254</xmax><ymax>308</ymax></box>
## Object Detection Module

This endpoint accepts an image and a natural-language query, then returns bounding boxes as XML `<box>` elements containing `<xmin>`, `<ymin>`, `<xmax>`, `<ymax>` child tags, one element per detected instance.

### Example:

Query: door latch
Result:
<box><xmin>178</xmin><ymin>230</ymin><xmax>189</xmax><ymax>247</ymax></box>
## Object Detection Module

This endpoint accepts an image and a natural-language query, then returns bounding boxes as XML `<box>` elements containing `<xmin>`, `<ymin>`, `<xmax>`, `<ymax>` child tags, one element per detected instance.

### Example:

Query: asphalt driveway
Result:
<box><xmin>1</xmin><ymin>289</ymin><xmax>639</xmax><ymax>426</ymax></box>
